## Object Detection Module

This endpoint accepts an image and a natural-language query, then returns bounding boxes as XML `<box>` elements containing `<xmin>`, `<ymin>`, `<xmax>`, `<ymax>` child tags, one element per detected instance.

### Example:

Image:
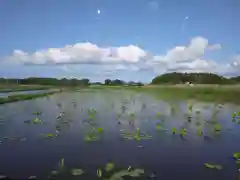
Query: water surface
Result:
<box><xmin>0</xmin><ymin>89</ymin><xmax>239</xmax><ymax>180</ymax></box>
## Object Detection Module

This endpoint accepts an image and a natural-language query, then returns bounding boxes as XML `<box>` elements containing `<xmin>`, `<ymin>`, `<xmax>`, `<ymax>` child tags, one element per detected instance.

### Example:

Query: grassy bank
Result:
<box><xmin>0</xmin><ymin>91</ymin><xmax>59</xmax><ymax>104</ymax></box>
<box><xmin>0</xmin><ymin>85</ymin><xmax>53</xmax><ymax>93</ymax></box>
<box><xmin>89</xmin><ymin>85</ymin><xmax>240</xmax><ymax>104</ymax></box>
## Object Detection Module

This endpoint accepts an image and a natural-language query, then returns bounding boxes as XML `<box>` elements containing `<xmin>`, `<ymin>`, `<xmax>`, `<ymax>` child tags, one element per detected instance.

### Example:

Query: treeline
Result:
<box><xmin>104</xmin><ymin>79</ymin><xmax>143</xmax><ymax>86</ymax></box>
<box><xmin>0</xmin><ymin>77</ymin><xmax>90</xmax><ymax>86</ymax></box>
<box><xmin>0</xmin><ymin>77</ymin><xmax>144</xmax><ymax>86</ymax></box>
<box><xmin>151</xmin><ymin>72</ymin><xmax>240</xmax><ymax>85</ymax></box>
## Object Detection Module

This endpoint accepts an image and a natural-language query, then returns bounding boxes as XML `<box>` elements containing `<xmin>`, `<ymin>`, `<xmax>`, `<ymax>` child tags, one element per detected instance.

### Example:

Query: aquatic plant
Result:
<box><xmin>71</xmin><ymin>168</ymin><xmax>84</xmax><ymax>176</ymax></box>
<box><xmin>155</xmin><ymin>123</ymin><xmax>162</xmax><ymax>130</ymax></box>
<box><xmin>39</xmin><ymin>133</ymin><xmax>57</xmax><ymax>139</ymax></box>
<box><xmin>88</xmin><ymin>108</ymin><xmax>97</xmax><ymax>120</ymax></box>
<box><xmin>84</xmin><ymin>134</ymin><xmax>100</xmax><ymax>142</ymax></box>
<box><xmin>24</xmin><ymin>117</ymin><xmax>42</xmax><ymax>125</ymax></box>
<box><xmin>214</xmin><ymin>123</ymin><xmax>222</xmax><ymax>131</ymax></box>
<box><xmin>204</xmin><ymin>163</ymin><xmax>223</xmax><ymax>170</ymax></box>
<box><xmin>108</xmin><ymin>168</ymin><xmax>144</xmax><ymax>180</ymax></box>
<box><xmin>58</xmin><ymin>158</ymin><xmax>65</xmax><ymax>171</ymax></box>
<box><xmin>120</xmin><ymin>128</ymin><xmax>152</xmax><ymax>141</ymax></box>
<box><xmin>97</xmin><ymin>168</ymin><xmax>102</xmax><ymax>177</ymax></box>
<box><xmin>233</xmin><ymin>152</ymin><xmax>240</xmax><ymax>159</ymax></box>
<box><xmin>179</xmin><ymin>128</ymin><xmax>187</xmax><ymax>136</ymax></box>
<box><xmin>196</xmin><ymin>128</ymin><xmax>203</xmax><ymax>136</ymax></box>
<box><xmin>105</xmin><ymin>162</ymin><xmax>115</xmax><ymax>172</ymax></box>
<box><xmin>171</xmin><ymin>127</ymin><xmax>177</xmax><ymax>134</ymax></box>
<box><xmin>97</xmin><ymin>127</ymin><xmax>104</xmax><ymax>133</ymax></box>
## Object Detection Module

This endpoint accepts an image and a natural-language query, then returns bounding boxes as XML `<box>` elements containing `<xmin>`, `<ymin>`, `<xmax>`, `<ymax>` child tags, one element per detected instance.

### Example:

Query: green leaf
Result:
<box><xmin>172</xmin><ymin>127</ymin><xmax>177</xmax><ymax>134</ymax></box>
<box><xmin>204</xmin><ymin>163</ymin><xmax>222</xmax><ymax>170</ymax></box>
<box><xmin>233</xmin><ymin>152</ymin><xmax>240</xmax><ymax>159</ymax></box>
<box><xmin>97</xmin><ymin>127</ymin><xmax>103</xmax><ymax>133</ymax></box>
<box><xmin>204</xmin><ymin>163</ymin><xmax>215</xmax><ymax>169</ymax></box>
<box><xmin>105</xmin><ymin>162</ymin><xmax>115</xmax><ymax>172</ymax></box>
<box><xmin>71</xmin><ymin>168</ymin><xmax>84</xmax><ymax>176</ymax></box>
<box><xmin>214</xmin><ymin>123</ymin><xmax>222</xmax><ymax>131</ymax></box>
<box><xmin>155</xmin><ymin>123</ymin><xmax>162</xmax><ymax>130</ymax></box>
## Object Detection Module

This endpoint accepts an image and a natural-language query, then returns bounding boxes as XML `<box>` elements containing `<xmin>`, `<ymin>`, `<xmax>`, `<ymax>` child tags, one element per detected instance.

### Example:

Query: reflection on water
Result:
<box><xmin>0</xmin><ymin>89</ymin><xmax>239</xmax><ymax>180</ymax></box>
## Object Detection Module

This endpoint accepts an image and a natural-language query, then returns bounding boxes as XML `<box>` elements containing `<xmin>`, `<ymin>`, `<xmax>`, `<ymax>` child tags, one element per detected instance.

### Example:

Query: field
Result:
<box><xmin>0</xmin><ymin>88</ymin><xmax>240</xmax><ymax>180</ymax></box>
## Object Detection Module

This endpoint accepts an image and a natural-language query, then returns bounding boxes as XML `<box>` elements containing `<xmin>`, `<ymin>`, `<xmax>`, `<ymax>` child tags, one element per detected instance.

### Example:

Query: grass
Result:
<box><xmin>0</xmin><ymin>91</ymin><xmax>58</xmax><ymax>104</ymax></box>
<box><xmin>89</xmin><ymin>85</ymin><xmax>240</xmax><ymax>104</ymax></box>
<box><xmin>0</xmin><ymin>84</ymin><xmax>54</xmax><ymax>93</ymax></box>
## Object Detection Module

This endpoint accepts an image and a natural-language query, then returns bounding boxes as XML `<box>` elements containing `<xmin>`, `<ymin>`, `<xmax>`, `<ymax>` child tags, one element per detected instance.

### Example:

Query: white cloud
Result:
<box><xmin>1</xmin><ymin>36</ymin><xmax>239</xmax><ymax>78</ymax></box>
<box><xmin>6</xmin><ymin>43</ymin><xmax>148</xmax><ymax>65</ymax></box>
<box><xmin>146</xmin><ymin>37</ymin><xmax>229</xmax><ymax>75</ymax></box>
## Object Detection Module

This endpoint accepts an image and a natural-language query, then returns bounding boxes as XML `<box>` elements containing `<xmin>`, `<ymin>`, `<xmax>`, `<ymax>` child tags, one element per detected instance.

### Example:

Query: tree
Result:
<box><xmin>104</xmin><ymin>79</ymin><xmax>111</xmax><ymax>85</ymax></box>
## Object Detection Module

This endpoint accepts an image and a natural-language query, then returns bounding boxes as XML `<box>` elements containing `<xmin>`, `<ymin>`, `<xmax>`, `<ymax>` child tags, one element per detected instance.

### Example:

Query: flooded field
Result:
<box><xmin>0</xmin><ymin>89</ymin><xmax>240</xmax><ymax>180</ymax></box>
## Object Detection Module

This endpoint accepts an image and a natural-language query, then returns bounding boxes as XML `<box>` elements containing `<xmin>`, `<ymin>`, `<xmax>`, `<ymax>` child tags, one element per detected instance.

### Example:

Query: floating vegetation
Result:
<box><xmin>84</xmin><ymin>134</ymin><xmax>100</xmax><ymax>142</ymax></box>
<box><xmin>39</xmin><ymin>133</ymin><xmax>57</xmax><ymax>139</ymax></box>
<box><xmin>32</xmin><ymin>111</ymin><xmax>42</xmax><ymax>115</ymax></box>
<box><xmin>97</xmin><ymin>168</ymin><xmax>102</xmax><ymax>177</ymax></box>
<box><xmin>108</xmin><ymin>168</ymin><xmax>144</xmax><ymax>180</ymax></box>
<box><xmin>171</xmin><ymin>127</ymin><xmax>177</xmax><ymax>134</ymax></box>
<box><xmin>155</xmin><ymin>123</ymin><xmax>162</xmax><ymax>130</ymax></box>
<box><xmin>214</xmin><ymin>123</ymin><xmax>222</xmax><ymax>131</ymax></box>
<box><xmin>233</xmin><ymin>152</ymin><xmax>240</xmax><ymax>159</ymax></box>
<box><xmin>24</xmin><ymin>117</ymin><xmax>42</xmax><ymax>125</ymax></box>
<box><xmin>105</xmin><ymin>162</ymin><xmax>115</xmax><ymax>172</ymax></box>
<box><xmin>196</xmin><ymin>128</ymin><xmax>203</xmax><ymax>136</ymax></box>
<box><xmin>71</xmin><ymin>168</ymin><xmax>84</xmax><ymax>176</ymax></box>
<box><xmin>204</xmin><ymin>163</ymin><xmax>223</xmax><ymax>170</ymax></box>
<box><xmin>97</xmin><ymin>127</ymin><xmax>104</xmax><ymax>133</ymax></box>
<box><xmin>58</xmin><ymin>158</ymin><xmax>65</xmax><ymax>170</ymax></box>
<box><xmin>179</xmin><ymin>128</ymin><xmax>187</xmax><ymax>136</ymax></box>
<box><xmin>120</xmin><ymin>128</ymin><xmax>152</xmax><ymax>141</ymax></box>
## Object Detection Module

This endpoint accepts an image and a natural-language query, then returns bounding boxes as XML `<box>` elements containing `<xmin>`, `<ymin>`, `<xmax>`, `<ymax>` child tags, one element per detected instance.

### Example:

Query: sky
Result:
<box><xmin>0</xmin><ymin>0</ymin><xmax>240</xmax><ymax>82</ymax></box>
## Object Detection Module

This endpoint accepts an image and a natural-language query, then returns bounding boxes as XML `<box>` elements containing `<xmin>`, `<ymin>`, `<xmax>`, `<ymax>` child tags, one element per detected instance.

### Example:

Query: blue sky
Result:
<box><xmin>0</xmin><ymin>0</ymin><xmax>239</xmax><ymax>82</ymax></box>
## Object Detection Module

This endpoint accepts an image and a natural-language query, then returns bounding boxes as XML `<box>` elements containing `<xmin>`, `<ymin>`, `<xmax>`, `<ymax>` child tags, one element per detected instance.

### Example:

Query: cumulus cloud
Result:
<box><xmin>146</xmin><ymin>37</ymin><xmax>228</xmax><ymax>75</ymax></box>
<box><xmin>1</xmin><ymin>36</ymin><xmax>239</xmax><ymax>78</ymax></box>
<box><xmin>6</xmin><ymin>43</ymin><xmax>148</xmax><ymax>65</ymax></box>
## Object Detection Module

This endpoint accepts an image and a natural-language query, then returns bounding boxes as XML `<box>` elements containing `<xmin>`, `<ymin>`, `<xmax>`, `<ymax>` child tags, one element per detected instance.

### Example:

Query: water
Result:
<box><xmin>0</xmin><ymin>89</ymin><xmax>57</xmax><ymax>98</ymax></box>
<box><xmin>0</xmin><ymin>89</ymin><xmax>239</xmax><ymax>180</ymax></box>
